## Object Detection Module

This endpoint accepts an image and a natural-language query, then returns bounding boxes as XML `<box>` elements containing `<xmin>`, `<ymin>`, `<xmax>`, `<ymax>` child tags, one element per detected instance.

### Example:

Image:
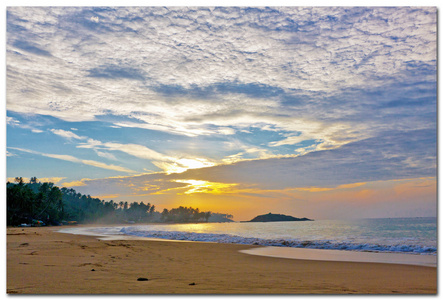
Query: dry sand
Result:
<box><xmin>7</xmin><ymin>226</ymin><xmax>437</xmax><ymax>294</ymax></box>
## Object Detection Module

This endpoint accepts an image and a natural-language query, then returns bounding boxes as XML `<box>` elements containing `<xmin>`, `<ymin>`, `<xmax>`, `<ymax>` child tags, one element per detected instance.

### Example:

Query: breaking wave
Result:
<box><xmin>119</xmin><ymin>227</ymin><xmax>436</xmax><ymax>255</ymax></box>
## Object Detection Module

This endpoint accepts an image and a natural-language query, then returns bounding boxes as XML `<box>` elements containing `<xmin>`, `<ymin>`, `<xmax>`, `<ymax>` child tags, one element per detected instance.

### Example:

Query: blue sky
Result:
<box><xmin>6</xmin><ymin>6</ymin><xmax>437</xmax><ymax>220</ymax></box>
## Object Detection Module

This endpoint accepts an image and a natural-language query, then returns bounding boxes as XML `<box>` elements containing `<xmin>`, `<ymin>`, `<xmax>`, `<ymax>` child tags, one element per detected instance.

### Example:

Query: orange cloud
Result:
<box><xmin>62</xmin><ymin>180</ymin><xmax>88</xmax><ymax>188</ymax></box>
<box><xmin>293</xmin><ymin>182</ymin><xmax>367</xmax><ymax>192</ymax></box>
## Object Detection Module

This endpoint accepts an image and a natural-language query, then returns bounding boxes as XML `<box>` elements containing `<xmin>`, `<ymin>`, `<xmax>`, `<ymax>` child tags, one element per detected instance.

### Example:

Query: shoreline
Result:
<box><xmin>241</xmin><ymin>247</ymin><xmax>436</xmax><ymax>267</ymax></box>
<box><xmin>58</xmin><ymin>224</ymin><xmax>437</xmax><ymax>267</ymax></box>
<box><xmin>7</xmin><ymin>226</ymin><xmax>437</xmax><ymax>294</ymax></box>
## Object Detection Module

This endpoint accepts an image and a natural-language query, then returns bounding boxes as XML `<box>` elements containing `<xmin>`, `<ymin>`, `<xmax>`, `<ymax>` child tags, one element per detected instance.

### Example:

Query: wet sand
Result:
<box><xmin>7</xmin><ymin>226</ymin><xmax>437</xmax><ymax>294</ymax></box>
<box><xmin>240</xmin><ymin>246</ymin><xmax>437</xmax><ymax>267</ymax></box>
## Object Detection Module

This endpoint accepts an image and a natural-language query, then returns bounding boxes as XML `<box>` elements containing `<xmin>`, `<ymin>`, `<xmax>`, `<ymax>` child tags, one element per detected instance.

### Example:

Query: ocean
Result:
<box><xmin>65</xmin><ymin>217</ymin><xmax>436</xmax><ymax>256</ymax></box>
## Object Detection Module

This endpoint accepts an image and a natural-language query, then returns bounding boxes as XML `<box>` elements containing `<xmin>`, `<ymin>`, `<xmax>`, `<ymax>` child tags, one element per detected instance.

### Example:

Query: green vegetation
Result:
<box><xmin>7</xmin><ymin>177</ymin><xmax>234</xmax><ymax>226</ymax></box>
<box><xmin>246</xmin><ymin>213</ymin><xmax>312</xmax><ymax>222</ymax></box>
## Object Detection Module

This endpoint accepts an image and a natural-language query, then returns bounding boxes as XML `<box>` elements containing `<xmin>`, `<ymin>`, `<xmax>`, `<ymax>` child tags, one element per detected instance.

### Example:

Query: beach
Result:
<box><xmin>7</xmin><ymin>226</ymin><xmax>437</xmax><ymax>294</ymax></box>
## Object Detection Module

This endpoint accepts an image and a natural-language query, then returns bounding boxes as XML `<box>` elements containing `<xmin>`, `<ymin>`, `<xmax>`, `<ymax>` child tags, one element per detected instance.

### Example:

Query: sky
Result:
<box><xmin>5</xmin><ymin>6</ymin><xmax>437</xmax><ymax>221</ymax></box>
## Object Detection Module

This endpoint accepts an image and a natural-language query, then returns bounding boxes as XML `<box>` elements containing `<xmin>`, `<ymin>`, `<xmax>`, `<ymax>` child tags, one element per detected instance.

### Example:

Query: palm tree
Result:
<box><xmin>15</xmin><ymin>177</ymin><xmax>24</xmax><ymax>185</ymax></box>
<box><xmin>204</xmin><ymin>212</ymin><xmax>211</xmax><ymax>222</ymax></box>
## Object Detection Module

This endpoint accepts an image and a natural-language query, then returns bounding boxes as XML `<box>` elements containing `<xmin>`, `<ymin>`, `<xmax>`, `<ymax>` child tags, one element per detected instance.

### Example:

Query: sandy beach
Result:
<box><xmin>7</xmin><ymin>226</ymin><xmax>437</xmax><ymax>294</ymax></box>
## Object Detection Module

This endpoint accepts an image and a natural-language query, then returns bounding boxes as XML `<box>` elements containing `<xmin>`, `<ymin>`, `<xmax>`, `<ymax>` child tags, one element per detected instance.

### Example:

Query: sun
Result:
<box><xmin>175</xmin><ymin>180</ymin><xmax>237</xmax><ymax>195</ymax></box>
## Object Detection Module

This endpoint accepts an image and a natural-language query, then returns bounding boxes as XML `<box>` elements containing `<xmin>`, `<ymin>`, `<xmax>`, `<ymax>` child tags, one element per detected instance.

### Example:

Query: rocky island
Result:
<box><xmin>246</xmin><ymin>213</ymin><xmax>313</xmax><ymax>222</ymax></box>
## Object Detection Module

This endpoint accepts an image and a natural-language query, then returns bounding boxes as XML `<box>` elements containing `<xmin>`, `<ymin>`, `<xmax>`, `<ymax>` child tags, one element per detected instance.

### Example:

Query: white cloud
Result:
<box><xmin>5</xmin><ymin>7</ymin><xmax>437</xmax><ymax>220</ymax></box>
<box><xmin>6</xmin><ymin>116</ymin><xmax>45</xmax><ymax>133</ymax></box>
<box><xmin>81</xmin><ymin>160</ymin><xmax>136</xmax><ymax>173</ymax></box>
<box><xmin>6</xmin><ymin>7</ymin><xmax>437</xmax><ymax>178</ymax></box>
<box><xmin>78</xmin><ymin>139</ymin><xmax>170</xmax><ymax>161</ymax></box>
<box><xmin>78</xmin><ymin>138</ymin><xmax>215</xmax><ymax>174</ymax></box>
<box><xmin>8</xmin><ymin>147</ymin><xmax>136</xmax><ymax>173</ymax></box>
<box><xmin>94</xmin><ymin>150</ymin><xmax>117</xmax><ymax>161</ymax></box>
<box><xmin>50</xmin><ymin>129</ymin><xmax>86</xmax><ymax>140</ymax></box>
<box><xmin>6</xmin><ymin>7</ymin><xmax>436</xmax><ymax>130</ymax></box>
<box><xmin>6</xmin><ymin>116</ymin><xmax>20</xmax><ymax>126</ymax></box>
<box><xmin>44</xmin><ymin>153</ymin><xmax>82</xmax><ymax>163</ymax></box>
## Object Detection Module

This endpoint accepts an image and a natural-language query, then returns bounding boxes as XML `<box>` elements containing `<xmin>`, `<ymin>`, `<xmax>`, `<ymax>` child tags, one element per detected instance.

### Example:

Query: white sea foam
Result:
<box><xmin>118</xmin><ymin>227</ymin><xmax>436</xmax><ymax>255</ymax></box>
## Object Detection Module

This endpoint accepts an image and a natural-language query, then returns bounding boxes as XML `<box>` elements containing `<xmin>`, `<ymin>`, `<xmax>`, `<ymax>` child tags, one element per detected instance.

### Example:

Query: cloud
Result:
<box><xmin>87</xmin><ymin>65</ymin><xmax>146</xmax><ymax>81</ymax></box>
<box><xmin>6</xmin><ymin>7</ymin><xmax>436</xmax><ymax>141</ymax></box>
<box><xmin>61</xmin><ymin>180</ymin><xmax>88</xmax><ymax>188</ymax></box>
<box><xmin>5</xmin><ymin>7</ymin><xmax>437</xmax><ymax>219</ymax></box>
<box><xmin>293</xmin><ymin>182</ymin><xmax>367</xmax><ymax>192</ymax></box>
<box><xmin>90</xmin><ymin>16</ymin><xmax>99</xmax><ymax>23</ymax></box>
<box><xmin>81</xmin><ymin>159</ymin><xmax>136</xmax><ymax>173</ymax></box>
<box><xmin>173</xmin><ymin>128</ymin><xmax>436</xmax><ymax>190</ymax></box>
<box><xmin>12</xmin><ymin>40</ymin><xmax>52</xmax><ymax>57</ymax></box>
<box><xmin>8</xmin><ymin>147</ymin><xmax>137</xmax><ymax>174</ymax></box>
<box><xmin>67</xmin><ymin>127</ymin><xmax>436</xmax><ymax>200</ymax></box>
<box><xmin>62</xmin><ymin>171</ymin><xmax>436</xmax><ymax>220</ymax></box>
<box><xmin>173</xmin><ymin>180</ymin><xmax>238</xmax><ymax>195</ymax></box>
<box><xmin>44</xmin><ymin>153</ymin><xmax>83</xmax><ymax>163</ymax></box>
<box><xmin>6</xmin><ymin>116</ymin><xmax>20</xmax><ymax>126</ymax></box>
<box><xmin>77</xmin><ymin>138</ymin><xmax>216</xmax><ymax>174</ymax></box>
<box><xmin>50</xmin><ymin>129</ymin><xmax>86</xmax><ymax>140</ymax></box>
<box><xmin>94</xmin><ymin>150</ymin><xmax>117</xmax><ymax>161</ymax></box>
<box><xmin>78</xmin><ymin>139</ymin><xmax>169</xmax><ymax>161</ymax></box>
<box><xmin>6</xmin><ymin>115</ymin><xmax>50</xmax><ymax>133</ymax></box>
<box><xmin>62</xmin><ymin>173</ymin><xmax>188</xmax><ymax>198</ymax></box>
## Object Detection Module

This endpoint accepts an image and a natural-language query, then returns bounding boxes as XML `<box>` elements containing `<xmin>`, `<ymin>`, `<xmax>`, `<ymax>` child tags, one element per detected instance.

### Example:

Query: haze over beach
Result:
<box><xmin>5</xmin><ymin>6</ymin><xmax>437</xmax><ymax>295</ymax></box>
<box><xmin>6</xmin><ymin>6</ymin><xmax>436</xmax><ymax>221</ymax></box>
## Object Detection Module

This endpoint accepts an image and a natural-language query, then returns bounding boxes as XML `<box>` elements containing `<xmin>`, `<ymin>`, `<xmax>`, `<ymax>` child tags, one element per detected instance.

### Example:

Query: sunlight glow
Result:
<box><xmin>154</xmin><ymin>158</ymin><xmax>216</xmax><ymax>174</ymax></box>
<box><xmin>175</xmin><ymin>179</ymin><xmax>238</xmax><ymax>195</ymax></box>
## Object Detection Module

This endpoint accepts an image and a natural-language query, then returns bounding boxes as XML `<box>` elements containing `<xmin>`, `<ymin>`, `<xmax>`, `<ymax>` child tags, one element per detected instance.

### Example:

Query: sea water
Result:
<box><xmin>77</xmin><ymin>217</ymin><xmax>436</xmax><ymax>256</ymax></box>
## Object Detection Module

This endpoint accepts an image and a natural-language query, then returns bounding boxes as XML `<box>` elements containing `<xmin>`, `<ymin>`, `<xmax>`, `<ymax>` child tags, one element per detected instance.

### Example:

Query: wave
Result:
<box><xmin>119</xmin><ymin>227</ymin><xmax>436</xmax><ymax>255</ymax></box>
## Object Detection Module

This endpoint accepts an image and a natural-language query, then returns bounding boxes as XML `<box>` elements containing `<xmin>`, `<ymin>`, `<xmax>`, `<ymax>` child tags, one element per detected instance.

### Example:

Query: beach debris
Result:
<box><xmin>91</xmin><ymin>269</ymin><xmax>95</xmax><ymax>271</ymax></box>
<box><xmin>189</xmin><ymin>283</ymin><xmax>196</xmax><ymax>286</ymax></box>
<box><xmin>137</xmin><ymin>277</ymin><xmax>149</xmax><ymax>281</ymax></box>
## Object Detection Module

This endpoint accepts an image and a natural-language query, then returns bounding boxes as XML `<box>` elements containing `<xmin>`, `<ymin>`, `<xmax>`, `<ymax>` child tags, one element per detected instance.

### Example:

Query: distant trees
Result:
<box><xmin>7</xmin><ymin>177</ymin><xmax>234</xmax><ymax>226</ymax></box>
<box><xmin>159</xmin><ymin>206</ymin><xmax>217</xmax><ymax>223</ymax></box>
<box><xmin>159</xmin><ymin>208</ymin><xmax>234</xmax><ymax>223</ymax></box>
<box><xmin>207</xmin><ymin>212</ymin><xmax>233</xmax><ymax>222</ymax></box>
<box><xmin>124</xmin><ymin>201</ymin><xmax>156</xmax><ymax>223</ymax></box>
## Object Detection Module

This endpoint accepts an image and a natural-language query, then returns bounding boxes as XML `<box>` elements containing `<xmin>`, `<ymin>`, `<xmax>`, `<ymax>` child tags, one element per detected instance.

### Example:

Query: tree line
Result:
<box><xmin>7</xmin><ymin>177</ymin><xmax>234</xmax><ymax>226</ymax></box>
